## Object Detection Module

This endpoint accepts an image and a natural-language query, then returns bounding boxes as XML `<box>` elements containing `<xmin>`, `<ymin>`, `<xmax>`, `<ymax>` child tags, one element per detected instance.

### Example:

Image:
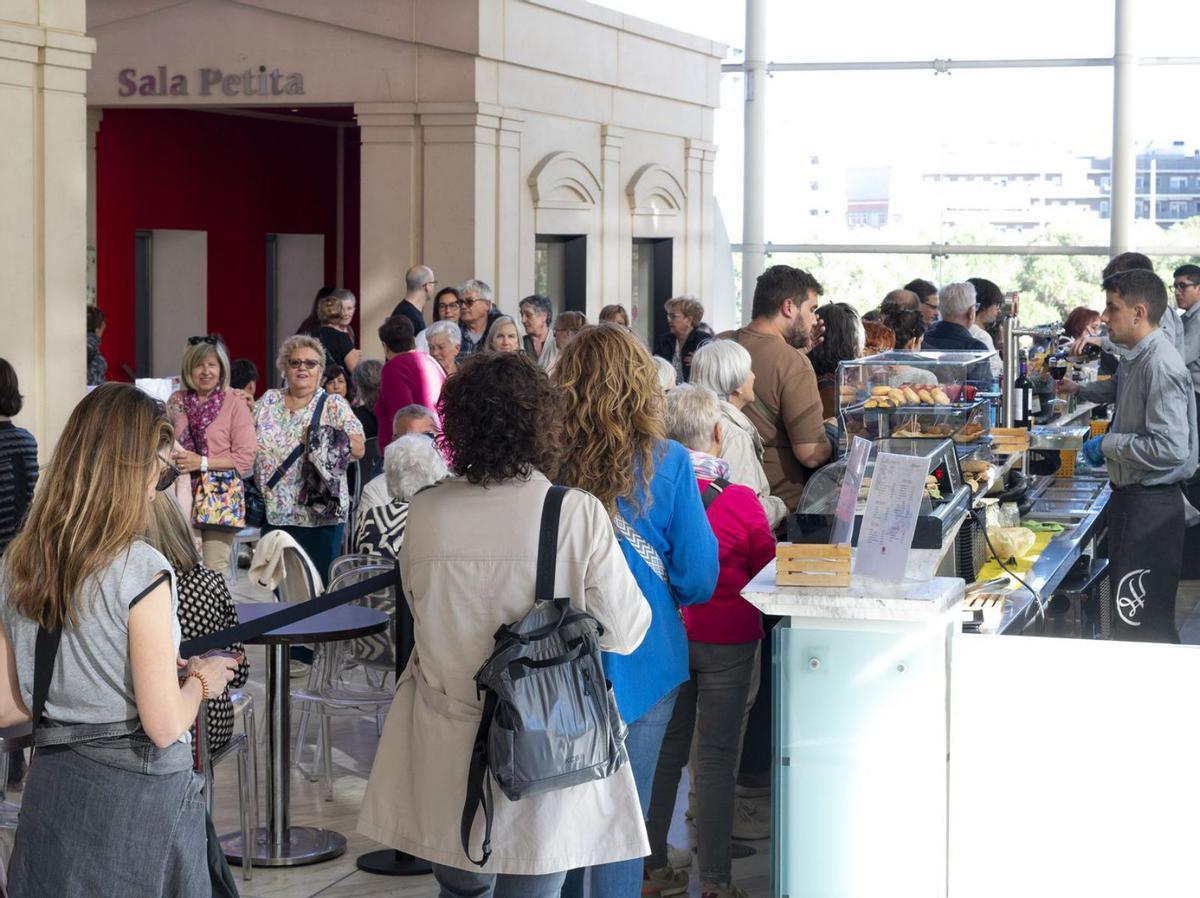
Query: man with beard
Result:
<box><xmin>735</xmin><ymin>264</ymin><xmax>832</xmax><ymax>519</ymax></box>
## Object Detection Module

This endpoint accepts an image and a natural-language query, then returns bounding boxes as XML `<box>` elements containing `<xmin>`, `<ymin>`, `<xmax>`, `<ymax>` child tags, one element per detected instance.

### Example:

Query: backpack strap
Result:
<box><xmin>534</xmin><ymin>485</ymin><xmax>567</xmax><ymax>602</ymax></box>
<box><xmin>701</xmin><ymin>477</ymin><xmax>731</xmax><ymax>510</ymax></box>
<box><xmin>31</xmin><ymin>625</ymin><xmax>61</xmax><ymax>739</ymax></box>
<box><xmin>460</xmin><ymin>483</ymin><xmax>568</xmax><ymax>867</ymax></box>
<box><xmin>266</xmin><ymin>392</ymin><xmax>328</xmax><ymax>490</ymax></box>
<box><xmin>461</xmin><ymin>689</ymin><xmax>499</xmax><ymax>866</ymax></box>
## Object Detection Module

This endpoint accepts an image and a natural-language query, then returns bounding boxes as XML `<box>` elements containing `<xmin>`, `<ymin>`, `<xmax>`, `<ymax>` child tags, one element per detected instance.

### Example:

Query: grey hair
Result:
<box><xmin>939</xmin><ymin>282</ymin><xmax>977</xmax><ymax>319</ymax></box>
<box><xmin>665</xmin><ymin>384</ymin><xmax>721</xmax><ymax>453</ymax></box>
<box><xmin>460</xmin><ymin>278</ymin><xmax>493</xmax><ymax>304</ymax></box>
<box><xmin>405</xmin><ymin>265</ymin><xmax>435</xmax><ymax>292</ymax></box>
<box><xmin>328</xmin><ymin>287</ymin><xmax>356</xmax><ymax>304</ymax></box>
<box><xmin>384</xmin><ymin>433</ymin><xmax>450</xmax><ymax>502</ymax></box>
<box><xmin>519</xmin><ymin>293</ymin><xmax>553</xmax><ymax>325</ymax></box>
<box><xmin>424</xmin><ymin>319</ymin><xmax>461</xmax><ymax>347</ymax></box>
<box><xmin>393</xmin><ymin>404</ymin><xmax>437</xmax><ymax>432</ymax></box>
<box><xmin>652</xmin><ymin>356</ymin><xmax>677</xmax><ymax>391</ymax></box>
<box><xmin>689</xmin><ymin>339</ymin><xmax>752</xmax><ymax>401</ymax></box>
<box><xmin>485</xmin><ymin>315</ymin><xmax>520</xmax><ymax>351</ymax></box>
<box><xmin>352</xmin><ymin>358</ymin><xmax>383</xmax><ymax>409</ymax></box>
<box><xmin>276</xmin><ymin>334</ymin><xmax>327</xmax><ymax>379</ymax></box>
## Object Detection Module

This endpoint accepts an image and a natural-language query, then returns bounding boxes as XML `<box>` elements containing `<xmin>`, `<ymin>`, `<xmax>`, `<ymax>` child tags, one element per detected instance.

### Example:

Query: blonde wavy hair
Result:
<box><xmin>145</xmin><ymin>491</ymin><xmax>200</xmax><ymax>575</ymax></box>
<box><xmin>180</xmin><ymin>337</ymin><xmax>231</xmax><ymax>393</ymax></box>
<box><xmin>5</xmin><ymin>384</ymin><xmax>174</xmax><ymax>629</ymax></box>
<box><xmin>552</xmin><ymin>323</ymin><xmax>665</xmax><ymax>517</ymax></box>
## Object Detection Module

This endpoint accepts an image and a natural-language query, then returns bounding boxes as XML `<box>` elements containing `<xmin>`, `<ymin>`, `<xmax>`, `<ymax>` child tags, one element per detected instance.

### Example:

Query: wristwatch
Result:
<box><xmin>200</xmin><ymin>455</ymin><xmax>209</xmax><ymax>474</ymax></box>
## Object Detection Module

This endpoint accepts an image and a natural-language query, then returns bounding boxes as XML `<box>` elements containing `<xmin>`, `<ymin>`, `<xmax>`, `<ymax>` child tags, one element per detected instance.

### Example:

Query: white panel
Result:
<box><xmin>150</xmin><ymin>229</ymin><xmax>207</xmax><ymax>379</ymax></box>
<box><xmin>950</xmin><ymin>634</ymin><xmax>1200</xmax><ymax>898</ymax></box>
<box><xmin>275</xmin><ymin>233</ymin><xmax>326</xmax><ymax>339</ymax></box>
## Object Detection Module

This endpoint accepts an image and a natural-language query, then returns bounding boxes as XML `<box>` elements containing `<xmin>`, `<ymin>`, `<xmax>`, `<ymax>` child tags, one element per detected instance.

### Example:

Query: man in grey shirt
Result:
<box><xmin>1061</xmin><ymin>269</ymin><xmax>1196</xmax><ymax>642</ymax></box>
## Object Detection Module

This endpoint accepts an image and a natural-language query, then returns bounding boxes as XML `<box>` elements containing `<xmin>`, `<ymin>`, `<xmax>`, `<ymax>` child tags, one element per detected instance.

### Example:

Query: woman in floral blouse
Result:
<box><xmin>255</xmin><ymin>335</ymin><xmax>365</xmax><ymax>582</ymax></box>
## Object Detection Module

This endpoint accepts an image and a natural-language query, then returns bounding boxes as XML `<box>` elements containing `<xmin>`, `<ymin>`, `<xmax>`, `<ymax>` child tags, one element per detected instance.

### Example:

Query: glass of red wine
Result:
<box><xmin>1049</xmin><ymin>357</ymin><xmax>1068</xmax><ymax>382</ymax></box>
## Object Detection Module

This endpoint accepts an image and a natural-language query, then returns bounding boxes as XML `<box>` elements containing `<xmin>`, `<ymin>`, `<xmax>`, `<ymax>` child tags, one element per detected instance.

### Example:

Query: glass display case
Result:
<box><xmin>789</xmin><ymin>437</ymin><xmax>971</xmax><ymax>549</ymax></box>
<box><xmin>837</xmin><ymin>350</ymin><xmax>997</xmax><ymax>447</ymax></box>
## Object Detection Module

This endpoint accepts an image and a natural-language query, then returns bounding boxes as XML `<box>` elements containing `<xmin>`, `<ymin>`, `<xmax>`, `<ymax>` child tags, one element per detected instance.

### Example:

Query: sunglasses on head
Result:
<box><xmin>188</xmin><ymin>335</ymin><xmax>219</xmax><ymax>346</ymax></box>
<box><xmin>156</xmin><ymin>455</ymin><xmax>181</xmax><ymax>492</ymax></box>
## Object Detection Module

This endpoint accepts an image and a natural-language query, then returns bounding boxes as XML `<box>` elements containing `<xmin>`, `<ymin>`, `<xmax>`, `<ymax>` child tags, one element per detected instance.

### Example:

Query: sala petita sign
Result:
<box><xmin>118</xmin><ymin>65</ymin><xmax>305</xmax><ymax>97</ymax></box>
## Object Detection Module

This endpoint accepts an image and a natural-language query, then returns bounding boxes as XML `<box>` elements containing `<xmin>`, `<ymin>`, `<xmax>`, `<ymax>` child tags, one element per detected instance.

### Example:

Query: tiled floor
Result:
<box><xmin>216</xmin><ymin>572</ymin><xmax>772</xmax><ymax>897</ymax></box>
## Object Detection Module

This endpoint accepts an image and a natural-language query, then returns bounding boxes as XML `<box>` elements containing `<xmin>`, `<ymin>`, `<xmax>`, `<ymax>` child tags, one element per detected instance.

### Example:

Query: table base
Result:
<box><xmin>222</xmin><ymin>825</ymin><xmax>347</xmax><ymax>867</ymax></box>
<box><xmin>356</xmin><ymin>848</ymin><xmax>432</xmax><ymax>876</ymax></box>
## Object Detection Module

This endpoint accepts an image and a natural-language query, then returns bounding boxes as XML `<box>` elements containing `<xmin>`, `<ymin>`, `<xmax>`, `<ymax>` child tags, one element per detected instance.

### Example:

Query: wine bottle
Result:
<box><xmin>1014</xmin><ymin>350</ymin><xmax>1032</xmax><ymax>429</ymax></box>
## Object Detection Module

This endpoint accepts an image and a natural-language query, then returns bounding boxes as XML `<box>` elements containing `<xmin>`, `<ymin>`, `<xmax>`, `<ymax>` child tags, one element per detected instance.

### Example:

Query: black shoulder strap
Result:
<box><xmin>701</xmin><ymin>477</ymin><xmax>731</xmax><ymax>510</ymax></box>
<box><xmin>266</xmin><ymin>392</ymin><xmax>329</xmax><ymax>490</ymax></box>
<box><xmin>31</xmin><ymin>625</ymin><xmax>61</xmax><ymax>737</ymax></box>
<box><xmin>534</xmin><ymin>485</ymin><xmax>567</xmax><ymax>602</ymax></box>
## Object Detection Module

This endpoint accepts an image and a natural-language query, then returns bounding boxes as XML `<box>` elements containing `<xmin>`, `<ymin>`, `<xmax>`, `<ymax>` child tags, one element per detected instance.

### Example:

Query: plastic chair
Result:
<box><xmin>197</xmin><ymin>697</ymin><xmax>257</xmax><ymax>881</ymax></box>
<box><xmin>343</xmin><ymin>438</ymin><xmax>380</xmax><ymax>555</ymax></box>
<box><xmin>225</xmin><ymin>526</ymin><xmax>262</xmax><ymax>584</ymax></box>
<box><xmin>291</xmin><ymin>558</ymin><xmax>397</xmax><ymax>800</ymax></box>
<box><xmin>0</xmin><ymin>723</ymin><xmax>32</xmax><ymax>830</ymax></box>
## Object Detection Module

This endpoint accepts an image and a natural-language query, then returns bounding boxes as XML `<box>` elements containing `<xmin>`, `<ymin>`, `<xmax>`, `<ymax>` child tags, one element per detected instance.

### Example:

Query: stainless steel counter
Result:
<box><xmin>980</xmin><ymin>474</ymin><xmax>1111</xmax><ymax>636</ymax></box>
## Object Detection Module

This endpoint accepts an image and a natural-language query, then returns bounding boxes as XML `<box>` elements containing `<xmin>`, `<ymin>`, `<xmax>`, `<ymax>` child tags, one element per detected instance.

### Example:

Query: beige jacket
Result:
<box><xmin>719</xmin><ymin>400</ymin><xmax>789</xmax><ymax>528</ymax></box>
<box><xmin>358</xmin><ymin>472</ymin><xmax>652</xmax><ymax>874</ymax></box>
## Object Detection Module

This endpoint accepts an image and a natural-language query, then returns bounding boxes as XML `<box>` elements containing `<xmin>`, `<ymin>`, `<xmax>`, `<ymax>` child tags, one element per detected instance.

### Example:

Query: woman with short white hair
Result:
<box><xmin>425</xmin><ymin>319</ymin><xmax>462</xmax><ymax>377</ymax></box>
<box><xmin>689</xmin><ymin>340</ymin><xmax>787</xmax><ymax>529</ymax></box>
<box><xmin>354</xmin><ymin>434</ymin><xmax>450</xmax><ymax>558</ymax></box>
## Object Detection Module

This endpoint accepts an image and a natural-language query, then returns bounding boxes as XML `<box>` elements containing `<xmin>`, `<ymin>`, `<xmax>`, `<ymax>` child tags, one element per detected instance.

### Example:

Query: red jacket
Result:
<box><xmin>682</xmin><ymin>476</ymin><xmax>776</xmax><ymax>644</ymax></box>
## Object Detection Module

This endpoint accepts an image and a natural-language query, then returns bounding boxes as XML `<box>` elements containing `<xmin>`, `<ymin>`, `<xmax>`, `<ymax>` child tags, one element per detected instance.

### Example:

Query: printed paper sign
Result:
<box><xmin>853</xmin><ymin>451</ymin><xmax>928</xmax><ymax>581</ymax></box>
<box><xmin>831</xmin><ymin>436</ymin><xmax>872</xmax><ymax>545</ymax></box>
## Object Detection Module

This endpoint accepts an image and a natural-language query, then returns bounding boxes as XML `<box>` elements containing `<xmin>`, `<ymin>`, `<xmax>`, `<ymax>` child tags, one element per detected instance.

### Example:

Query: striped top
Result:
<box><xmin>0</xmin><ymin>420</ymin><xmax>38</xmax><ymax>557</ymax></box>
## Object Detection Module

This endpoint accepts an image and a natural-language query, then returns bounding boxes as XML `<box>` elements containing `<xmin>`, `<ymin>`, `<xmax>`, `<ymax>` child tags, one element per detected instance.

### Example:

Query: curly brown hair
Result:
<box><xmin>552</xmin><ymin>323</ymin><xmax>665</xmax><ymax>517</ymax></box>
<box><xmin>439</xmin><ymin>352</ymin><xmax>562</xmax><ymax>485</ymax></box>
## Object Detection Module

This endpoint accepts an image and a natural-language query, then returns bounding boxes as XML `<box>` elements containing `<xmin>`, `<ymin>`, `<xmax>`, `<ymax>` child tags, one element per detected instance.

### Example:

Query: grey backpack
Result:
<box><xmin>460</xmin><ymin>485</ymin><xmax>628</xmax><ymax>866</ymax></box>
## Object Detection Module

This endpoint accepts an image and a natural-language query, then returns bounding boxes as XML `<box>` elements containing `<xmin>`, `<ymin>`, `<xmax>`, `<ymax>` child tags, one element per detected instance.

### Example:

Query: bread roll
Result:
<box><xmin>871</xmin><ymin>385</ymin><xmax>891</xmax><ymax>397</ymax></box>
<box><xmin>932</xmin><ymin>389</ymin><xmax>951</xmax><ymax>405</ymax></box>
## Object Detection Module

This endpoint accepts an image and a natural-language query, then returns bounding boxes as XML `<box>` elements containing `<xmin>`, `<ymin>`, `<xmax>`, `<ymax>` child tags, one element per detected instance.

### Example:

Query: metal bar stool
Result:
<box><xmin>197</xmin><ymin>701</ymin><xmax>258</xmax><ymax>880</ymax></box>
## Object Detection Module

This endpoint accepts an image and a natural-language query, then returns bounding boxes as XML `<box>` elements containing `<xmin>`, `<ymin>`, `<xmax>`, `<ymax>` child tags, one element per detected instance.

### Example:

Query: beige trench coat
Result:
<box><xmin>358</xmin><ymin>472</ymin><xmax>652</xmax><ymax>874</ymax></box>
<box><xmin>719</xmin><ymin>399</ymin><xmax>788</xmax><ymax>528</ymax></box>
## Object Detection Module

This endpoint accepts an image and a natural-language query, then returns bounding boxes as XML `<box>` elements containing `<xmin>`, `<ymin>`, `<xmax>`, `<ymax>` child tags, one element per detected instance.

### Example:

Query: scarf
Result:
<box><xmin>179</xmin><ymin>386</ymin><xmax>225</xmax><ymax>460</ymax></box>
<box><xmin>688</xmin><ymin>449</ymin><xmax>730</xmax><ymax>482</ymax></box>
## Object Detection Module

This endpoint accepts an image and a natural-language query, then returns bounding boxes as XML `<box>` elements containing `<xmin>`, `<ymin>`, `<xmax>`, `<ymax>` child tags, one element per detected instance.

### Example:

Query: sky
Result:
<box><xmin>591</xmin><ymin>1</ymin><xmax>1200</xmax><ymax>242</ymax></box>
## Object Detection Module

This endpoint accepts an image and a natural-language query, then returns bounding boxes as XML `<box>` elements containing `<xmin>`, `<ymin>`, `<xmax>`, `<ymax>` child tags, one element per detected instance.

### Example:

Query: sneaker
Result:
<box><xmin>643</xmin><ymin>864</ymin><xmax>688</xmax><ymax>896</ymax></box>
<box><xmin>731</xmin><ymin>797</ymin><xmax>771</xmax><ymax>841</ymax></box>
<box><xmin>701</xmin><ymin>882</ymin><xmax>749</xmax><ymax>898</ymax></box>
<box><xmin>667</xmin><ymin>844</ymin><xmax>692</xmax><ymax>869</ymax></box>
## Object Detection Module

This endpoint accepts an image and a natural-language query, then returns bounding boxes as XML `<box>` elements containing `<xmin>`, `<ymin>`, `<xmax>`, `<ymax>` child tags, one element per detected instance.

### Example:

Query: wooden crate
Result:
<box><xmin>990</xmin><ymin>427</ymin><xmax>1030</xmax><ymax>454</ymax></box>
<box><xmin>776</xmin><ymin>543</ymin><xmax>852</xmax><ymax>588</ymax></box>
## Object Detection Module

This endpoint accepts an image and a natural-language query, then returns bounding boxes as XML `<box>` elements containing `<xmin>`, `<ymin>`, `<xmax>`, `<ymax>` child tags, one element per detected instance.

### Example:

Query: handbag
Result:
<box><xmin>186</xmin><ymin>414</ymin><xmax>246</xmax><ymax>532</ymax></box>
<box><xmin>192</xmin><ymin>470</ymin><xmax>247</xmax><ymax>532</ymax></box>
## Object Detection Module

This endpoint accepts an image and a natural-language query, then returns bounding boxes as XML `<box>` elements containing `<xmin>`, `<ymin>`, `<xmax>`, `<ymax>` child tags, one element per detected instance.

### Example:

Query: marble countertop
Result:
<box><xmin>742</xmin><ymin>557</ymin><xmax>964</xmax><ymax>621</ymax></box>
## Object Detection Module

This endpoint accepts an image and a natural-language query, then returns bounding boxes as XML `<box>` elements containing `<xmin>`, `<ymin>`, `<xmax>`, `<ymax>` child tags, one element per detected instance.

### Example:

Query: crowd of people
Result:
<box><xmin>2</xmin><ymin>252</ymin><xmax>1199</xmax><ymax>896</ymax></box>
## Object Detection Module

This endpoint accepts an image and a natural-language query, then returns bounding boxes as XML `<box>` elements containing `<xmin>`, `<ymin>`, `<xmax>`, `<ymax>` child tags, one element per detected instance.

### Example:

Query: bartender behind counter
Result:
<box><xmin>1059</xmin><ymin>269</ymin><xmax>1198</xmax><ymax>643</ymax></box>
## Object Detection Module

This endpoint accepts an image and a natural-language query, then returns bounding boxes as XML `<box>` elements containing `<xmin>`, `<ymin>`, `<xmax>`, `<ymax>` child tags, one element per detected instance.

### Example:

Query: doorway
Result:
<box><xmin>534</xmin><ymin>235</ymin><xmax>587</xmax><ymax>315</ymax></box>
<box><xmin>633</xmin><ymin>238</ymin><xmax>673</xmax><ymax>348</ymax></box>
<box><xmin>133</xmin><ymin>228</ymin><xmax>208</xmax><ymax>379</ymax></box>
<box><xmin>266</xmin><ymin>233</ymin><xmax>327</xmax><ymax>386</ymax></box>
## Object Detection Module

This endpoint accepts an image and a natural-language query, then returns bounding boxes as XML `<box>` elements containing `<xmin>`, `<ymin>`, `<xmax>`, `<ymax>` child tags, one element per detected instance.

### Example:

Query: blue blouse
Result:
<box><xmin>605</xmin><ymin>439</ymin><xmax>719</xmax><ymax>723</ymax></box>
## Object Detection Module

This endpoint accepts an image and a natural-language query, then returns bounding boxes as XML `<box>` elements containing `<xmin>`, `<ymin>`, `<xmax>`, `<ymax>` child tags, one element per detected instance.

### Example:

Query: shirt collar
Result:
<box><xmin>1122</xmin><ymin>327</ymin><xmax>1162</xmax><ymax>362</ymax></box>
<box><xmin>1183</xmin><ymin>302</ymin><xmax>1200</xmax><ymax>321</ymax></box>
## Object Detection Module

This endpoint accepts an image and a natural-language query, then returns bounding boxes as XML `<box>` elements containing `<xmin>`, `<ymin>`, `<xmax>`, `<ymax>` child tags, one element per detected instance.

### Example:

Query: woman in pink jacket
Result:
<box><xmin>644</xmin><ymin>384</ymin><xmax>776</xmax><ymax>898</ymax></box>
<box><xmin>167</xmin><ymin>335</ymin><xmax>257</xmax><ymax>573</ymax></box>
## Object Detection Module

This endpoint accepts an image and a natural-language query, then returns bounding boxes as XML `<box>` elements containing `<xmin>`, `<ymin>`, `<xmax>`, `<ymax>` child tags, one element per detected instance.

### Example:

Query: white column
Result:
<box><xmin>0</xmin><ymin>14</ymin><xmax>95</xmax><ymax>456</ymax></box>
<box><xmin>686</xmin><ymin>139</ymin><xmax>717</xmax><ymax>302</ymax></box>
<box><xmin>354</xmin><ymin>102</ymin><xmax>418</xmax><ymax>356</ymax></box>
<box><xmin>496</xmin><ymin>113</ymin><xmax>524</xmax><ymax>308</ymax></box>
<box><xmin>1110</xmin><ymin>0</ymin><xmax>1136</xmax><ymax>254</ymax></box>
<box><xmin>601</xmin><ymin>126</ymin><xmax>625</xmax><ymax>309</ymax></box>
<box><xmin>742</xmin><ymin>0</ymin><xmax>768</xmax><ymax>322</ymax></box>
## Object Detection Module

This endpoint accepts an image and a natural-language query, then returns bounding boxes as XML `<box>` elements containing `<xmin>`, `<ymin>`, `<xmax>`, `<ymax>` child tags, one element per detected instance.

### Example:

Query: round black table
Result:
<box><xmin>220</xmin><ymin>602</ymin><xmax>388</xmax><ymax>868</ymax></box>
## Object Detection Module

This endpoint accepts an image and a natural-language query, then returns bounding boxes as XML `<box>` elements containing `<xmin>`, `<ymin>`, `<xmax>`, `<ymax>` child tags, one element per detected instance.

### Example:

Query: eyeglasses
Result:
<box><xmin>1174</xmin><ymin>282</ymin><xmax>1198</xmax><ymax>292</ymax></box>
<box><xmin>288</xmin><ymin>358</ymin><xmax>321</xmax><ymax>371</ymax></box>
<box><xmin>188</xmin><ymin>335</ymin><xmax>219</xmax><ymax>346</ymax></box>
<box><xmin>460</xmin><ymin>297</ymin><xmax>481</xmax><ymax>307</ymax></box>
<box><xmin>920</xmin><ymin>299</ymin><xmax>939</xmax><ymax>309</ymax></box>
<box><xmin>438</xmin><ymin>301</ymin><xmax>461</xmax><ymax>311</ymax></box>
<box><xmin>155</xmin><ymin>455</ymin><xmax>181</xmax><ymax>492</ymax></box>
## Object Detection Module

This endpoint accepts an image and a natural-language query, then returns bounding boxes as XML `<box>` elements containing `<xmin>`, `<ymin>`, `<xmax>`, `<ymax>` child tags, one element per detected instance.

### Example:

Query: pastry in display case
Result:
<box><xmin>789</xmin><ymin>437</ymin><xmax>972</xmax><ymax>549</ymax></box>
<box><xmin>836</xmin><ymin>350</ymin><xmax>997</xmax><ymax>447</ymax></box>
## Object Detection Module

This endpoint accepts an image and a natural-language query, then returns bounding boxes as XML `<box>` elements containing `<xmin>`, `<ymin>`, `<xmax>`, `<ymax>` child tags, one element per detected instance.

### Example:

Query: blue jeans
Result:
<box><xmin>433</xmin><ymin>863</ymin><xmax>566</xmax><ymax>898</ymax></box>
<box><xmin>560</xmin><ymin>685</ymin><xmax>680</xmax><ymax>898</ymax></box>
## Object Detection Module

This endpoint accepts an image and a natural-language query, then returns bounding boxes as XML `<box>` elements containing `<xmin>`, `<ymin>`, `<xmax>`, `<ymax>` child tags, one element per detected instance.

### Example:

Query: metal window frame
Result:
<box><xmin>730</xmin><ymin>243</ymin><xmax>1200</xmax><ymax>257</ymax></box>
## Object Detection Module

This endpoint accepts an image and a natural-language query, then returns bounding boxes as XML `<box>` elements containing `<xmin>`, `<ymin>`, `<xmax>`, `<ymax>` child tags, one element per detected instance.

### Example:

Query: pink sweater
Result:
<box><xmin>170</xmin><ymin>391</ymin><xmax>258</xmax><ymax>477</ymax></box>
<box><xmin>375</xmin><ymin>352</ymin><xmax>446</xmax><ymax>448</ymax></box>
<box><xmin>681</xmin><ymin>476</ymin><xmax>777</xmax><ymax>644</ymax></box>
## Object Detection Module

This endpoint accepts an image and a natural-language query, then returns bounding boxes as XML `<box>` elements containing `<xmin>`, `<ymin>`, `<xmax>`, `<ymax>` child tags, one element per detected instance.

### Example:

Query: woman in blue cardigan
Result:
<box><xmin>554</xmin><ymin>324</ymin><xmax>719</xmax><ymax>898</ymax></box>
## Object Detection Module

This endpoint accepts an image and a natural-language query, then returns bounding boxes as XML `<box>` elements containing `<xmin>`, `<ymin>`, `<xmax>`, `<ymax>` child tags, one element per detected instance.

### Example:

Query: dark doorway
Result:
<box><xmin>535</xmin><ymin>234</ymin><xmax>587</xmax><ymax>315</ymax></box>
